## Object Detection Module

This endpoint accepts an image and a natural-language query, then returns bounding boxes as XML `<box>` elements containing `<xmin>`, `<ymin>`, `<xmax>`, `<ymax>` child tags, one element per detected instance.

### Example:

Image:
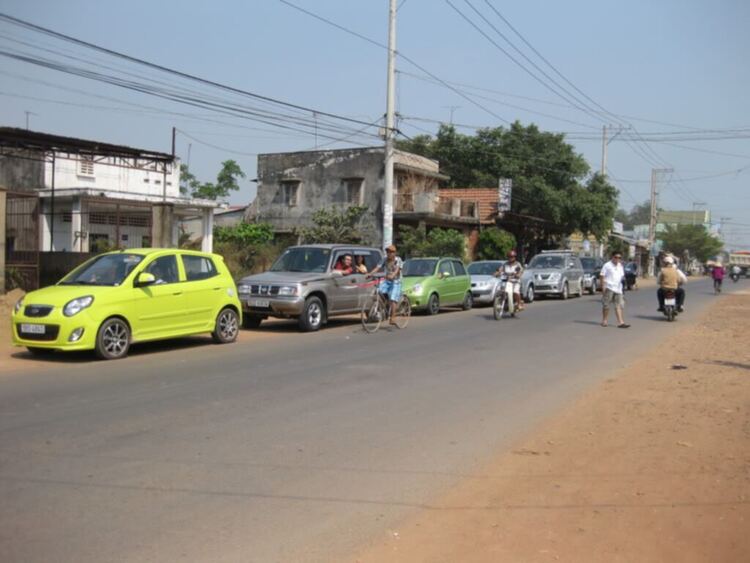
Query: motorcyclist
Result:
<box><xmin>731</xmin><ymin>264</ymin><xmax>742</xmax><ymax>281</ymax></box>
<box><xmin>495</xmin><ymin>250</ymin><xmax>524</xmax><ymax>311</ymax></box>
<box><xmin>657</xmin><ymin>255</ymin><xmax>687</xmax><ymax>313</ymax></box>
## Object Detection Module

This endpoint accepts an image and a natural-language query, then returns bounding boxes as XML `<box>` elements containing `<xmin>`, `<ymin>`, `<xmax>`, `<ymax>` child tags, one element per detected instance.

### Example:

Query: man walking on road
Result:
<box><xmin>600</xmin><ymin>251</ymin><xmax>630</xmax><ymax>328</ymax></box>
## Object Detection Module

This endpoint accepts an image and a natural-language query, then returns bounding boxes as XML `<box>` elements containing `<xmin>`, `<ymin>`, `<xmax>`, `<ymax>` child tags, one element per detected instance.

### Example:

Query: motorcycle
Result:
<box><xmin>662</xmin><ymin>289</ymin><xmax>679</xmax><ymax>322</ymax></box>
<box><xmin>493</xmin><ymin>277</ymin><xmax>518</xmax><ymax>320</ymax></box>
<box><xmin>731</xmin><ymin>272</ymin><xmax>740</xmax><ymax>283</ymax></box>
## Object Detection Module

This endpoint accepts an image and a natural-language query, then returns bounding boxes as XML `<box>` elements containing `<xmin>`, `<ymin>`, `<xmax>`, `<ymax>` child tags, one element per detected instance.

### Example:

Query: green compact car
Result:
<box><xmin>11</xmin><ymin>249</ymin><xmax>242</xmax><ymax>360</ymax></box>
<box><xmin>401</xmin><ymin>257</ymin><xmax>473</xmax><ymax>315</ymax></box>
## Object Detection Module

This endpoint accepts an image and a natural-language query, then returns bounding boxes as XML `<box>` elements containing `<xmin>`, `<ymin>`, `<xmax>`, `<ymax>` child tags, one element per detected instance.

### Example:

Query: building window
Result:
<box><xmin>343</xmin><ymin>178</ymin><xmax>363</xmax><ymax>205</ymax></box>
<box><xmin>143</xmin><ymin>178</ymin><xmax>150</xmax><ymax>183</ymax></box>
<box><xmin>78</xmin><ymin>155</ymin><xmax>94</xmax><ymax>176</ymax></box>
<box><xmin>280</xmin><ymin>180</ymin><xmax>300</xmax><ymax>206</ymax></box>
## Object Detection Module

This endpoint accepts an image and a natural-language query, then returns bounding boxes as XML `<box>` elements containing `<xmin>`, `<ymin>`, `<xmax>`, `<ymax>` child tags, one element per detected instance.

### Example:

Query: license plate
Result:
<box><xmin>21</xmin><ymin>323</ymin><xmax>45</xmax><ymax>334</ymax></box>
<box><xmin>665</xmin><ymin>298</ymin><xmax>676</xmax><ymax>306</ymax></box>
<box><xmin>248</xmin><ymin>299</ymin><xmax>270</xmax><ymax>308</ymax></box>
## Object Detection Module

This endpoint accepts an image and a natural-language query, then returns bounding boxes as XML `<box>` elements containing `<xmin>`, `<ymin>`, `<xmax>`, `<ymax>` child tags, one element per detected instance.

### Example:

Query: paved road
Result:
<box><xmin>0</xmin><ymin>277</ymin><xmax>737</xmax><ymax>562</ymax></box>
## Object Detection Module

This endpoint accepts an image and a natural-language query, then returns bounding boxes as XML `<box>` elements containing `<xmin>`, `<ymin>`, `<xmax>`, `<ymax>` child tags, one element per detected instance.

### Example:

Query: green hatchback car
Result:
<box><xmin>401</xmin><ymin>257</ymin><xmax>473</xmax><ymax>315</ymax></box>
<box><xmin>11</xmin><ymin>249</ymin><xmax>242</xmax><ymax>360</ymax></box>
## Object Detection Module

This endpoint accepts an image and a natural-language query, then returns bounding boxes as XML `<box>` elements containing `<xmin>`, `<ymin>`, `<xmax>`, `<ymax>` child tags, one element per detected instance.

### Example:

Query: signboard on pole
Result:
<box><xmin>498</xmin><ymin>178</ymin><xmax>512</xmax><ymax>214</ymax></box>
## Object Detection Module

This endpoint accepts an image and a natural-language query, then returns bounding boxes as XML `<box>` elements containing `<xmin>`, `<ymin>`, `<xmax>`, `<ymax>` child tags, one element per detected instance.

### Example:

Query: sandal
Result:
<box><xmin>617</xmin><ymin>323</ymin><xmax>630</xmax><ymax>329</ymax></box>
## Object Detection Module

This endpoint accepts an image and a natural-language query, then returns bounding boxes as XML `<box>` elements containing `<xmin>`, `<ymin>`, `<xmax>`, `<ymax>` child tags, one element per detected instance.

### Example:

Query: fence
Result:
<box><xmin>5</xmin><ymin>191</ymin><xmax>40</xmax><ymax>291</ymax></box>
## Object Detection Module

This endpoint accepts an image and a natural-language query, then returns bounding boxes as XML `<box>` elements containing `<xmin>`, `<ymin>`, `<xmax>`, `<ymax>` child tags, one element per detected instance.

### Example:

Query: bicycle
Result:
<box><xmin>493</xmin><ymin>277</ymin><xmax>519</xmax><ymax>320</ymax></box>
<box><xmin>361</xmin><ymin>276</ymin><xmax>411</xmax><ymax>333</ymax></box>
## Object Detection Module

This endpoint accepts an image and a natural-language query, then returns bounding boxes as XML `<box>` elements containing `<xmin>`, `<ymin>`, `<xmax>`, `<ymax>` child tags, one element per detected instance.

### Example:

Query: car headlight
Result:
<box><xmin>277</xmin><ymin>285</ymin><xmax>298</xmax><ymax>296</ymax></box>
<box><xmin>411</xmin><ymin>283</ymin><xmax>423</xmax><ymax>295</ymax></box>
<box><xmin>14</xmin><ymin>298</ymin><xmax>24</xmax><ymax>314</ymax></box>
<box><xmin>63</xmin><ymin>295</ymin><xmax>94</xmax><ymax>317</ymax></box>
<box><xmin>237</xmin><ymin>284</ymin><xmax>251</xmax><ymax>294</ymax></box>
<box><xmin>548</xmin><ymin>273</ymin><xmax>561</xmax><ymax>282</ymax></box>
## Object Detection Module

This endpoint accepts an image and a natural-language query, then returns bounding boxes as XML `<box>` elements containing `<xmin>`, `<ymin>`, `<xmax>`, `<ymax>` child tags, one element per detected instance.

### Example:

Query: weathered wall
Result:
<box><xmin>253</xmin><ymin>148</ymin><xmax>385</xmax><ymax>246</ymax></box>
<box><xmin>0</xmin><ymin>154</ymin><xmax>45</xmax><ymax>192</ymax></box>
<box><xmin>0</xmin><ymin>187</ymin><xmax>6</xmax><ymax>293</ymax></box>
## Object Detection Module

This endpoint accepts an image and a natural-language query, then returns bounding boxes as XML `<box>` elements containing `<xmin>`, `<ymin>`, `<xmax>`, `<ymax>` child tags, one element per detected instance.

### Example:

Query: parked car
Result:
<box><xmin>468</xmin><ymin>260</ymin><xmax>504</xmax><ymax>305</ymax></box>
<box><xmin>623</xmin><ymin>261</ymin><xmax>639</xmax><ymax>290</ymax></box>
<box><xmin>580</xmin><ymin>257</ymin><xmax>604</xmax><ymax>294</ymax></box>
<box><xmin>237</xmin><ymin>244</ymin><xmax>383</xmax><ymax>332</ymax></box>
<box><xmin>521</xmin><ymin>250</ymin><xmax>584</xmax><ymax>299</ymax></box>
<box><xmin>11</xmin><ymin>249</ymin><xmax>242</xmax><ymax>360</ymax></box>
<box><xmin>401</xmin><ymin>257</ymin><xmax>473</xmax><ymax>314</ymax></box>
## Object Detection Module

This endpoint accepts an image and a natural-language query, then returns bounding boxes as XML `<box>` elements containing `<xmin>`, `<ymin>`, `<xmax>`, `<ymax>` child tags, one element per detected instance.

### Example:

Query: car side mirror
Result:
<box><xmin>331</xmin><ymin>270</ymin><xmax>343</xmax><ymax>278</ymax></box>
<box><xmin>135</xmin><ymin>272</ymin><xmax>156</xmax><ymax>287</ymax></box>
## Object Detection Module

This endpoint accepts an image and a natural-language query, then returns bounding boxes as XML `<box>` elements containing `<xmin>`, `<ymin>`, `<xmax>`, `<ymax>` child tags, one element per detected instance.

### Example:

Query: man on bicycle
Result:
<box><xmin>370</xmin><ymin>244</ymin><xmax>403</xmax><ymax>325</ymax></box>
<box><xmin>495</xmin><ymin>250</ymin><xmax>524</xmax><ymax>311</ymax></box>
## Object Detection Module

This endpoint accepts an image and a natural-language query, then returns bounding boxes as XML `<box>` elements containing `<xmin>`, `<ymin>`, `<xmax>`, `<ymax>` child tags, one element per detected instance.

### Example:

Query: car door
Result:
<box><xmin>180</xmin><ymin>254</ymin><xmax>224</xmax><ymax>331</ymax></box>
<box><xmin>452</xmin><ymin>260</ymin><xmax>470</xmax><ymax>302</ymax></box>
<box><xmin>134</xmin><ymin>254</ymin><xmax>187</xmax><ymax>339</ymax></box>
<box><xmin>570</xmin><ymin>257</ymin><xmax>584</xmax><ymax>293</ymax></box>
<box><xmin>330</xmin><ymin>249</ymin><xmax>361</xmax><ymax>312</ymax></box>
<box><xmin>436</xmin><ymin>259</ymin><xmax>456</xmax><ymax>304</ymax></box>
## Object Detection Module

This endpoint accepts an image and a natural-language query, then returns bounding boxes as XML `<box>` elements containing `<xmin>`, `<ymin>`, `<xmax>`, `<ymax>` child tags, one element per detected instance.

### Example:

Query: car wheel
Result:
<box><xmin>26</xmin><ymin>347</ymin><xmax>55</xmax><ymax>357</ymax></box>
<box><xmin>427</xmin><ymin>293</ymin><xmax>440</xmax><ymax>315</ymax></box>
<box><xmin>299</xmin><ymin>296</ymin><xmax>324</xmax><ymax>332</ymax></box>
<box><xmin>525</xmin><ymin>285</ymin><xmax>535</xmax><ymax>303</ymax></box>
<box><xmin>95</xmin><ymin>317</ymin><xmax>131</xmax><ymax>360</ymax></box>
<box><xmin>561</xmin><ymin>282</ymin><xmax>569</xmax><ymax>300</ymax></box>
<box><xmin>588</xmin><ymin>279</ymin><xmax>596</xmax><ymax>295</ymax></box>
<box><xmin>213</xmin><ymin>308</ymin><xmax>239</xmax><ymax>344</ymax></box>
<box><xmin>462</xmin><ymin>291</ymin><xmax>473</xmax><ymax>310</ymax></box>
<box><xmin>242</xmin><ymin>315</ymin><xmax>263</xmax><ymax>329</ymax></box>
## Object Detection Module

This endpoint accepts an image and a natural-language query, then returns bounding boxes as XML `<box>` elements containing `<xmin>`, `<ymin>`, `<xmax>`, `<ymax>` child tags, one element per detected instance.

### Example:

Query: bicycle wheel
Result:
<box><xmin>493</xmin><ymin>294</ymin><xmax>506</xmax><ymax>320</ymax></box>
<box><xmin>393</xmin><ymin>296</ymin><xmax>411</xmax><ymax>329</ymax></box>
<box><xmin>361</xmin><ymin>295</ymin><xmax>383</xmax><ymax>333</ymax></box>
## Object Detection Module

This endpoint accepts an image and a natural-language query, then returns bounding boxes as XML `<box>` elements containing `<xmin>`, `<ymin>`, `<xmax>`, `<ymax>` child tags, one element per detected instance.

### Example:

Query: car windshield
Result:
<box><xmin>580</xmin><ymin>258</ymin><xmax>598</xmax><ymax>270</ymax></box>
<box><xmin>60</xmin><ymin>253</ymin><xmax>144</xmax><ymax>286</ymax></box>
<box><xmin>468</xmin><ymin>262</ymin><xmax>502</xmax><ymax>276</ymax></box>
<box><xmin>528</xmin><ymin>255</ymin><xmax>565</xmax><ymax>269</ymax></box>
<box><xmin>402</xmin><ymin>259</ymin><xmax>438</xmax><ymax>277</ymax></box>
<box><xmin>270</xmin><ymin>247</ymin><xmax>331</xmax><ymax>273</ymax></box>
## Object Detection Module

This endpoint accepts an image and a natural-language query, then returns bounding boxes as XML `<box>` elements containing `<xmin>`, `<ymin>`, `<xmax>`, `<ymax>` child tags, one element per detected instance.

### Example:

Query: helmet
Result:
<box><xmin>507</xmin><ymin>250</ymin><xmax>517</xmax><ymax>258</ymax></box>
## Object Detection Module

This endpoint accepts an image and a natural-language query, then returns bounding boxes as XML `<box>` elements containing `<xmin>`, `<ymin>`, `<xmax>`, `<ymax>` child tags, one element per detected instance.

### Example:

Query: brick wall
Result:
<box><xmin>439</xmin><ymin>187</ymin><xmax>498</xmax><ymax>225</ymax></box>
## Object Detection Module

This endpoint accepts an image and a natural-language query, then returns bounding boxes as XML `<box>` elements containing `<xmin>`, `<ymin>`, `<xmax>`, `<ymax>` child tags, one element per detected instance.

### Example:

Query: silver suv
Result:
<box><xmin>521</xmin><ymin>250</ymin><xmax>584</xmax><ymax>299</ymax></box>
<box><xmin>237</xmin><ymin>244</ymin><xmax>383</xmax><ymax>332</ymax></box>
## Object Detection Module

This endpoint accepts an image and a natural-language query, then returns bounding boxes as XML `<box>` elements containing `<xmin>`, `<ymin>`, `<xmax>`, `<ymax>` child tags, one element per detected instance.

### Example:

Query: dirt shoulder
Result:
<box><xmin>354</xmin><ymin>292</ymin><xmax>750</xmax><ymax>563</ymax></box>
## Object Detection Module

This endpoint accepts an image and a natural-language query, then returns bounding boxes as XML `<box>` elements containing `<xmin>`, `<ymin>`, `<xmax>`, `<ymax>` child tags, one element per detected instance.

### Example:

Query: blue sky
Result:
<box><xmin>1</xmin><ymin>0</ymin><xmax>748</xmax><ymax>249</ymax></box>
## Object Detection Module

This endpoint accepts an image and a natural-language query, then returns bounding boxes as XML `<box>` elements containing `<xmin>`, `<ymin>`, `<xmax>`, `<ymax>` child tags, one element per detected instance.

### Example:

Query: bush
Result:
<box><xmin>398</xmin><ymin>225</ymin><xmax>465</xmax><ymax>259</ymax></box>
<box><xmin>296</xmin><ymin>206</ymin><xmax>368</xmax><ymax>245</ymax></box>
<box><xmin>477</xmin><ymin>227</ymin><xmax>516</xmax><ymax>260</ymax></box>
<box><xmin>214</xmin><ymin>223</ymin><xmax>274</xmax><ymax>246</ymax></box>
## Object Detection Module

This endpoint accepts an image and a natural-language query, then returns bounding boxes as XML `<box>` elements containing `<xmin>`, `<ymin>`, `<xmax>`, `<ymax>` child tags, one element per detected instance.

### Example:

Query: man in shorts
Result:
<box><xmin>599</xmin><ymin>251</ymin><xmax>630</xmax><ymax>328</ymax></box>
<box><xmin>370</xmin><ymin>244</ymin><xmax>403</xmax><ymax>325</ymax></box>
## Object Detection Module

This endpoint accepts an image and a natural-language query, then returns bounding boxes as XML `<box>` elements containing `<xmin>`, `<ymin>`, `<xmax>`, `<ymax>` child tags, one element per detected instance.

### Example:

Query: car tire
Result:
<box><xmin>427</xmin><ymin>293</ymin><xmax>440</xmax><ymax>315</ymax></box>
<box><xmin>26</xmin><ymin>347</ymin><xmax>55</xmax><ymax>357</ymax></box>
<box><xmin>213</xmin><ymin>307</ymin><xmax>239</xmax><ymax>344</ymax></box>
<box><xmin>588</xmin><ymin>279</ymin><xmax>596</xmax><ymax>295</ymax></box>
<box><xmin>298</xmin><ymin>296</ymin><xmax>325</xmax><ymax>332</ymax></box>
<box><xmin>242</xmin><ymin>315</ymin><xmax>263</xmax><ymax>329</ymax></box>
<box><xmin>561</xmin><ymin>282</ymin><xmax>569</xmax><ymax>300</ymax></box>
<box><xmin>95</xmin><ymin>317</ymin><xmax>131</xmax><ymax>360</ymax></box>
<box><xmin>525</xmin><ymin>285</ymin><xmax>535</xmax><ymax>303</ymax></box>
<box><xmin>462</xmin><ymin>291</ymin><xmax>473</xmax><ymax>310</ymax></box>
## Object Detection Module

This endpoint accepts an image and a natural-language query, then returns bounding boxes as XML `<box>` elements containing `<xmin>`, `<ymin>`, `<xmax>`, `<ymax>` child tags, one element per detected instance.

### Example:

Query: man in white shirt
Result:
<box><xmin>599</xmin><ymin>251</ymin><xmax>630</xmax><ymax>328</ymax></box>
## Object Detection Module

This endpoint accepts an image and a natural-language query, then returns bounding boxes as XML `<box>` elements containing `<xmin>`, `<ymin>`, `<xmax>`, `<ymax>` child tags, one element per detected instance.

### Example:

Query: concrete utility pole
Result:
<box><xmin>647</xmin><ymin>167</ymin><xmax>673</xmax><ymax>276</ymax></box>
<box><xmin>383</xmin><ymin>0</ymin><xmax>397</xmax><ymax>248</ymax></box>
<box><xmin>600</xmin><ymin>125</ymin><xmax>607</xmax><ymax>175</ymax></box>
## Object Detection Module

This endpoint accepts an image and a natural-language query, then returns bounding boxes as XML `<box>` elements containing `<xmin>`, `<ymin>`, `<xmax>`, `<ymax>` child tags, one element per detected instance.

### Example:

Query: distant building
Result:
<box><xmin>246</xmin><ymin>147</ymin><xmax>481</xmax><ymax>251</ymax></box>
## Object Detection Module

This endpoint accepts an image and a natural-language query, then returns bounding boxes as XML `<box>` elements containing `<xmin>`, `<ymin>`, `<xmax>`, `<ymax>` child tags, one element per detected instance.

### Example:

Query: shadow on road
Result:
<box><xmin>700</xmin><ymin>359</ymin><xmax>750</xmax><ymax>371</ymax></box>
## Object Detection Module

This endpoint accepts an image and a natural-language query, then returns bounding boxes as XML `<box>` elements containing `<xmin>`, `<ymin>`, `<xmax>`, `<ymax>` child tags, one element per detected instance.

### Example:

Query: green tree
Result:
<box><xmin>626</xmin><ymin>200</ymin><xmax>653</xmax><ymax>228</ymax></box>
<box><xmin>179</xmin><ymin>160</ymin><xmax>246</xmax><ymax>201</ymax></box>
<box><xmin>296</xmin><ymin>206</ymin><xmax>368</xmax><ymax>244</ymax></box>
<box><xmin>477</xmin><ymin>227</ymin><xmax>516</xmax><ymax>260</ymax></box>
<box><xmin>660</xmin><ymin>224</ymin><xmax>723</xmax><ymax>262</ymax></box>
<box><xmin>397</xmin><ymin>225</ymin><xmax>465</xmax><ymax>259</ymax></box>
<box><xmin>214</xmin><ymin>223</ymin><xmax>274</xmax><ymax>246</ymax></box>
<box><xmin>397</xmin><ymin>122</ymin><xmax>619</xmax><ymax>251</ymax></box>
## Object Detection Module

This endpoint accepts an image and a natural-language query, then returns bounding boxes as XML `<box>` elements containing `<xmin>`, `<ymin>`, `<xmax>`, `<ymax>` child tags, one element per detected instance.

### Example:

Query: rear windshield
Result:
<box><xmin>580</xmin><ymin>258</ymin><xmax>598</xmax><ymax>270</ymax></box>
<box><xmin>402</xmin><ymin>259</ymin><xmax>438</xmax><ymax>277</ymax></box>
<box><xmin>468</xmin><ymin>262</ymin><xmax>502</xmax><ymax>275</ymax></box>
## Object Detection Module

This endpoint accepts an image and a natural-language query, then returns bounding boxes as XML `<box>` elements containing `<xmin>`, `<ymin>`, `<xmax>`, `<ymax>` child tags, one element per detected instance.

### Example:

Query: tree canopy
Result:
<box><xmin>180</xmin><ymin>160</ymin><xmax>246</xmax><ymax>201</ymax></box>
<box><xmin>397</xmin><ymin>225</ymin><xmax>465</xmax><ymax>260</ymax></box>
<box><xmin>396</xmin><ymin>122</ymin><xmax>619</xmax><ymax>251</ymax></box>
<box><xmin>296</xmin><ymin>206</ymin><xmax>368</xmax><ymax>245</ymax></box>
<box><xmin>660</xmin><ymin>224</ymin><xmax>723</xmax><ymax>262</ymax></box>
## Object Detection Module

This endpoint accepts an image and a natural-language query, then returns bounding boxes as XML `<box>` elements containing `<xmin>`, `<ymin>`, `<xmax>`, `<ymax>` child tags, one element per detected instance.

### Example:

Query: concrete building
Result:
<box><xmin>246</xmin><ymin>147</ymin><xmax>481</xmax><ymax>250</ymax></box>
<box><xmin>1</xmin><ymin>128</ymin><xmax>217</xmax><ymax>291</ymax></box>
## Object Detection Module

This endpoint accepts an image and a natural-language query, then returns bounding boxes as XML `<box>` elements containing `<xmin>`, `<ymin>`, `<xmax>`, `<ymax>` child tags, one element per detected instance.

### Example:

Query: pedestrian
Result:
<box><xmin>600</xmin><ymin>250</ymin><xmax>630</xmax><ymax>328</ymax></box>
